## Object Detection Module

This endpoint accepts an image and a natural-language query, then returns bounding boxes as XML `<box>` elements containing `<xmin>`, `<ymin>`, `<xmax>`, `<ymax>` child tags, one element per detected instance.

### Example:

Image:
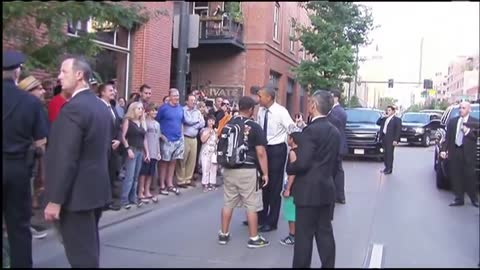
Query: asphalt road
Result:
<box><xmin>33</xmin><ymin>145</ymin><xmax>479</xmax><ymax>268</ymax></box>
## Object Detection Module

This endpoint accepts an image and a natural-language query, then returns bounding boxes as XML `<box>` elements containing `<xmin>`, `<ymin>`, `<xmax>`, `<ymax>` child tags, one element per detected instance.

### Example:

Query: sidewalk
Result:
<box><xmin>31</xmin><ymin>174</ymin><xmax>224</xmax><ymax>233</ymax></box>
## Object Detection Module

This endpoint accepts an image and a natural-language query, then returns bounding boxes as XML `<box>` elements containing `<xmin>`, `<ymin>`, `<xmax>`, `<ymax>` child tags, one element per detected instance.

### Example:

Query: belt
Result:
<box><xmin>184</xmin><ymin>135</ymin><xmax>197</xmax><ymax>139</ymax></box>
<box><xmin>267</xmin><ymin>142</ymin><xmax>286</xmax><ymax>147</ymax></box>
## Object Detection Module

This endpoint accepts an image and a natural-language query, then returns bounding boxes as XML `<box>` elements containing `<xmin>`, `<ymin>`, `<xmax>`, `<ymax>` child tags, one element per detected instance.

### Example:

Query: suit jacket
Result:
<box><xmin>376</xmin><ymin>115</ymin><xmax>402</xmax><ymax>142</ymax></box>
<box><xmin>444</xmin><ymin>115</ymin><xmax>479</xmax><ymax>162</ymax></box>
<box><xmin>286</xmin><ymin>117</ymin><xmax>340</xmax><ymax>207</ymax></box>
<box><xmin>45</xmin><ymin>90</ymin><xmax>113</xmax><ymax>211</ymax></box>
<box><xmin>327</xmin><ymin>104</ymin><xmax>348</xmax><ymax>155</ymax></box>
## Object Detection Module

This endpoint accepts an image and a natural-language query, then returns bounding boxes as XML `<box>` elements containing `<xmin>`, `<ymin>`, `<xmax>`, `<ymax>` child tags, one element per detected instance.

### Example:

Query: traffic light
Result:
<box><xmin>388</xmin><ymin>79</ymin><xmax>394</xmax><ymax>88</ymax></box>
<box><xmin>423</xmin><ymin>79</ymin><xmax>433</xmax><ymax>89</ymax></box>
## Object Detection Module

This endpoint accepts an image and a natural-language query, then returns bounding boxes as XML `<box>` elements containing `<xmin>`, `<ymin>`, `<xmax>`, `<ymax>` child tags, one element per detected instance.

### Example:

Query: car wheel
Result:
<box><xmin>436</xmin><ymin>167</ymin><xmax>449</xmax><ymax>190</ymax></box>
<box><xmin>434</xmin><ymin>151</ymin><xmax>438</xmax><ymax>171</ymax></box>
<box><xmin>423</xmin><ymin>135</ymin><xmax>430</xmax><ymax>147</ymax></box>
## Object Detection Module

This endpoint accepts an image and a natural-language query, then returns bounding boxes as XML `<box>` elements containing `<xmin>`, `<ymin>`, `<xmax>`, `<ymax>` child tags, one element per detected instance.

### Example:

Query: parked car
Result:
<box><xmin>345</xmin><ymin>108</ymin><xmax>384</xmax><ymax>161</ymax></box>
<box><xmin>433</xmin><ymin>102</ymin><xmax>480</xmax><ymax>190</ymax></box>
<box><xmin>400</xmin><ymin>112</ymin><xmax>442</xmax><ymax>147</ymax></box>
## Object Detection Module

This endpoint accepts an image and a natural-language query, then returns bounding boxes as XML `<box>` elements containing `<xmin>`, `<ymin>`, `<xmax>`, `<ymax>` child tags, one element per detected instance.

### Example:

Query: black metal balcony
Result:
<box><xmin>198</xmin><ymin>16</ymin><xmax>244</xmax><ymax>50</ymax></box>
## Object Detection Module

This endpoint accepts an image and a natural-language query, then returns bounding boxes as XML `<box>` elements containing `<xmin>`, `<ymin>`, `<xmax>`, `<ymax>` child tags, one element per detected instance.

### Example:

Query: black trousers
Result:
<box><xmin>293</xmin><ymin>205</ymin><xmax>336</xmax><ymax>268</ymax></box>
<box><xmin>108</xmin><ymin>150</ymin><xmax>122</xmax><ymax>205</ymax></box>
<box><xmin>59</xmin><ymin>208</ymin><xmax>103</xmax><ymax>268</ymax></box>
<box><xmin>449</xmin><ymin>146</ymin><xmax>478</xmax><ymax>203</ymax></box>
<box><xmin>258</xmin><ymin>143</ymin><xmax>287</xmax><ymax>228</ymax></box>
<box><xmin>3</xmin><ymin>158</ymin><xmax>32</xmax><ymax>268</ymax></box>
<box><xmin>382</xmin><ymin>139</ymin><xmax>395</xmax><ymax>171</ymax></box>
<box><xmin>333</xmin><ymin>155</ymin><xmax>345</xmax><ymax>201</ymax></box>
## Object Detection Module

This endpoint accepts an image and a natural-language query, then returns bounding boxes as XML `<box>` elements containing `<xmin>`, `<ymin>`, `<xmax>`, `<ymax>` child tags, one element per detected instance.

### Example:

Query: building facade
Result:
<box><xmin>186</xmin><ymin>1</ymin><xmax>311</xmax><ymax>115</ymax></box>
<box><xmin>2</xmin><ymin>2</ymin><xmax>173</xmax><ymax>105</ymax></box>
<box><xmin>445</xmin><ymin>55</ymin><xmax>479</xmax><ymax>102</ymax></box>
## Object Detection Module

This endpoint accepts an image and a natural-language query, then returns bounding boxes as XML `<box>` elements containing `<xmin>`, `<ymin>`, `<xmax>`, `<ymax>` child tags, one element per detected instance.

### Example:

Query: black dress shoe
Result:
<box><xmin>109</xmin><ymin>204</ymin><xmax>121</xmax><ymax>211</ymax></box>
<box><xmin>242</xmin><ymin>220</ymin><xmax>248</xmax><ymax>226</ymax></box>
<box><xmin>336</xmin><ymin>199</ymin><xmax>346</xmax><ymax>204</ymax></box>
<box><xmin>383</xmin><ymin>170</ymin><xmax>392</xmax><ymax>175</ymax></box>
<box><xmin>471</xmin><ymin>201</ymin><xmax>479</xmax><ymax>208</ymax></box>
<box><xmin>449</xmin><ymin>201</ymin><xmax>465</xmax><ymax>207</ymax></box>
<box><xmin>258</xmin><ymin>225</ymin><xmax>277</xmax><ymax>233</ymax></box>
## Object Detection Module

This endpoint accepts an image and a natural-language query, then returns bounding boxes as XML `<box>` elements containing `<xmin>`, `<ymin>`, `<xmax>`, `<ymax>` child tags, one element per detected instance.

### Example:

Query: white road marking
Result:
<box><xmin>368</xmin><ymin>243</ymin><xmax>384</xmax><ymax>268</ymax></box>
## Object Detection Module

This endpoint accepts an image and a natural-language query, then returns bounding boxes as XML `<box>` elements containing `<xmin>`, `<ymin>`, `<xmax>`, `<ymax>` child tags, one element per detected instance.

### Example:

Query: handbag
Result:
<box><xmin>211</xmin><ymin>151</ymin><xmax>218</xmax><ymax>164</ymax></box>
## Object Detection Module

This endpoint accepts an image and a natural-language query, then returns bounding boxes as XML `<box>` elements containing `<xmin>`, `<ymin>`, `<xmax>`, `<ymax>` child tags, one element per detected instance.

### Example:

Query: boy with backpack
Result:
<box><xmin>217</xmin><ymin>96</ymin><xmax>270</xmax><ymax>248</ymax></box>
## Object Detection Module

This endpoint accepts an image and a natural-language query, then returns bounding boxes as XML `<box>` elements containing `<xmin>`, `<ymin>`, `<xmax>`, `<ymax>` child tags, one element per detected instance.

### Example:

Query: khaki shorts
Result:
<box><xmin>223</xmin><ymin>168</ymin><xmax>263</xmax><ymax>212</ymax></box>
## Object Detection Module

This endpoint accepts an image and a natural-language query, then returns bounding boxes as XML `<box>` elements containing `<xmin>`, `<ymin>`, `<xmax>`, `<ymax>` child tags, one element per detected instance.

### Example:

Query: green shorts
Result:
<box><xmin>283</xmin><ymin>196</ymin><xmax>296</xmax><ymax>222</ymax></box>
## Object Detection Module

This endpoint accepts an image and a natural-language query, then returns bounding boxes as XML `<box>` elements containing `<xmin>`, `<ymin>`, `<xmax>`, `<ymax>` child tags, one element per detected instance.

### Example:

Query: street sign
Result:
<box><xmin>173</xmin><ymin>14</ymin><xmax>200</xmax><ymax>49</ymax></box>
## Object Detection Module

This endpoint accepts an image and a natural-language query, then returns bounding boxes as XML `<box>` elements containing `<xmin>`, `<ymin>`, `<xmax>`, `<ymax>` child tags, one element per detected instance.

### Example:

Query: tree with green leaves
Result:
<box><xmin>378</xmin><ymin>97</ymin><xmax>398</xmax><ymax>111</ymax></box>
<box><xmin>3</xmin><ymin>1</ymin><xmax>168</xmax><ymax>75</ymax></box>
<box><xmin>346</xmin><ymin>95</ymin><xmax>362</xmax><ymax>108</ymax></box>
<box><xmin>293</xmin><ymin>2</ymin><xmax>375</xmax><ymax>93</ymax></box>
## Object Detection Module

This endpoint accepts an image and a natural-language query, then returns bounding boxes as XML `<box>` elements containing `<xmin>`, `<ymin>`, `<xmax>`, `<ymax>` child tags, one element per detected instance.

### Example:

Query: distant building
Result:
<box><xmin>445</xmin><ymin>55</ymin><xmax>479</xmax><ymax>102</ymax></box>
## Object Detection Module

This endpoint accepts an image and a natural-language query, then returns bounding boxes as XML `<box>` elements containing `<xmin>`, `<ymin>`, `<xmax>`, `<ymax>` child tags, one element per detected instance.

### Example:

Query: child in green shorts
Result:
<box><xmin>280</xmin><ymin>132</ymin><xmax>303</xmax><ymax>246</ymax></box>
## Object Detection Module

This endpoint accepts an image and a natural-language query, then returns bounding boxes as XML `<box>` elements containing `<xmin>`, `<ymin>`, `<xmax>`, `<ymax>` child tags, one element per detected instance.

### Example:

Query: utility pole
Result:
<box><xmin>353</xmin><ymin>45</ymin><xmax>359</xmax><ymax>97</ymax></box>
<box><xmin>418</xmin><ymin>37</ymin><xmax>424</xmax><ymax>84</ymax></box>
<box><xmin>176</xmin><ymin>1</ymin><xmax>190</xmax><ymax>105</ymax></box>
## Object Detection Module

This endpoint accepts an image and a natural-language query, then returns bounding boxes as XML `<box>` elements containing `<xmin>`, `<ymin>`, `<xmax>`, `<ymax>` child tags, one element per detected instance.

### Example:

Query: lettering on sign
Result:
<box><xmin>205</xmin><ymin>86</ymin><xmax>244</xmax><ymax>100</ymax></box>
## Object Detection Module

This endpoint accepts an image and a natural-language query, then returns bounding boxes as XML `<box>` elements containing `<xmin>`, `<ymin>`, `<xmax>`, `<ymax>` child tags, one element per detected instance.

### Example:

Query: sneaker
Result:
<box><xmin>137</xmin><ymin>201</ymin><xmax>144</xmax><ymax>208</ymax></box>
<box><xmin>218</xmin><ymin>231</ymin><xmax>231</xmax><ymax>245</ymax></box>
<box><xmin>167</xmin><ymin>186</ymin><xmax>180</xmax><ymax>195</ymax></box>
<box><xmin>279</xmin><ymin>235</ymin><xmax>295</xmax><ymax>246</ymax></box>
<box><xmin>30</xmin><ymin>227</ymin><xmax>47</xmax><ymax>239</ymax></box>
<box><xmin>159</xmin><ymin>188</ymin><xmax>169</xmax><ymax>196</ymax></box>
<box><xmin>124</xmin><ymin>204</ymin><xmax>132</xmax><ymax>210</ymax></box>
<box><xmin>247</xmin><ymin>235</ymin><xmax>270</xmax><ymax>248</ymax></box>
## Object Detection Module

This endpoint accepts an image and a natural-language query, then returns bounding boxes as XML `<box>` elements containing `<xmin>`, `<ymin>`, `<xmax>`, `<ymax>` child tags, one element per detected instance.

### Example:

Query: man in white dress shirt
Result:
<box><xmin>255</xmin><ymin>83</ymin><xmax>295</xmax><ymax>232</ymax></box>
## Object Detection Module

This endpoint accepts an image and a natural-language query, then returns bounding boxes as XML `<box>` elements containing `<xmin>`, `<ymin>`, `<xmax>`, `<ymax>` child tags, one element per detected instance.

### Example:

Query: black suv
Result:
<box><xmin>400</xmin><ymin>112</ymin><xmax>442</xmax><ymax>147</ymax></box>
<box><xmin>345</xmin><ymin>108</ymin><xmax>384</xmax><ymax>161</ymax></box>
<box><xmin>433</xmin><ymin>103</ymin><xmax>480</xmax><ymax>189</ymax></box>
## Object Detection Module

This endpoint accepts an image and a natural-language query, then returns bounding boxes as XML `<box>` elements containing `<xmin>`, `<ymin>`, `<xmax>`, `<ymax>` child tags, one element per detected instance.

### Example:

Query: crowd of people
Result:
<box><xmin>4</xmin><ymin>50</ymin><xmax>477</xmax><ymax>268</ymax></box>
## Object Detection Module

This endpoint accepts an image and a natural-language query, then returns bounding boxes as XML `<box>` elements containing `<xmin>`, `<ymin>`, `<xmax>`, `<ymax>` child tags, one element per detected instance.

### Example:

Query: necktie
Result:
<box><xmin>455</xmin><ymin>117</ymin><xmax>464</xmax><ymax>146</ymax></box>
<box><xmin>263</xmin><ymin>109</ymin><xmax>269</xmax><ymax>140</ymax></box>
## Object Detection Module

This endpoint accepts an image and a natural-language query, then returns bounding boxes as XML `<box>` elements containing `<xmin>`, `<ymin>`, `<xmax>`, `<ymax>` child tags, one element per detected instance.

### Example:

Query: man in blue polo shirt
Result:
<box><xmin>156</xmin><ymin>88</ymin><xmax>184</xmax><ymax>195</ymax></box>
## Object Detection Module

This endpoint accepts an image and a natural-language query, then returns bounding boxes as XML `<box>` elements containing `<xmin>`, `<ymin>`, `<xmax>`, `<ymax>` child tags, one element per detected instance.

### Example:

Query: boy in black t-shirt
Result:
<box><xmin>218</xmin><ymin>96</ymin><xmax>270</xmax><ymax>248</ymax></box>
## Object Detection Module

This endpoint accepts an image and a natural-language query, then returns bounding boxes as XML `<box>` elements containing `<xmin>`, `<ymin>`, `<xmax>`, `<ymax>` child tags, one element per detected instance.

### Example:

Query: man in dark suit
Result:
<box><xmin>327</xmin><ymin>89</ymin><xmax>348</xmax><ymax>204</ymax></box>
<box><xmin>98</xmin><ymin>83</ymin><xmax>123</xmax><ymax>211</ymax></box>
<box><xmin>376</xmin><ymin>105</ymin><xmax>402</xmax><ymax>174</ymax></box>
<box><xmin>440</xmin><ymin>101</ymin><xmax>479</xmax><ymax>207</ymax></box>
<box><xmin>287</xmin><ymin>89</ymin><xmax>340</xmax><ymax>268</ymax></box>
<box><xmin>44</xmin><ymin>56</ymin><xmax>113</xmax><ymax>268</ymax></box>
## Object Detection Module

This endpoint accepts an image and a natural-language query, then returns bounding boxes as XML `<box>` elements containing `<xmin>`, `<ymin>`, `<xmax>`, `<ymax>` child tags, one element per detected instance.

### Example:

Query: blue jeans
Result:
<box><xmin>121</xmin><ymin>148</ymin><xmax>143</xmax><ymax>205</ymax></box>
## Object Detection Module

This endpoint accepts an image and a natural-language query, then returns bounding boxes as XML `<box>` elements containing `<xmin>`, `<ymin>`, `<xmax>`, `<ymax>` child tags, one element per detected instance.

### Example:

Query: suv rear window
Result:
<box><xmin>346</xmin><ymin>110</ymin><xmax>382</xmax><ymax>124</ymax></box>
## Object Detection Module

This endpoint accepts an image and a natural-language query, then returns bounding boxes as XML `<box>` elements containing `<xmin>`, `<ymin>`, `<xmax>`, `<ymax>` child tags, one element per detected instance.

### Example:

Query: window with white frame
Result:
<box><xmin>273</xmin><ymin>2</ymin><xmax>280</xmax><ymax>41</ymax></box>
<box><xmin>289</xmin><ymin>19</ymin><xmax>295</xmax><ymax>53</ymax></box>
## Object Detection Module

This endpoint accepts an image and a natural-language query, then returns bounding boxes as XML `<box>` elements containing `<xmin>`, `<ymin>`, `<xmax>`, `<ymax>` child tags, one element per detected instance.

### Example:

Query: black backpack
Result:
<box><xmin>217</xmin><ymin>116</ymin><xmax>254</xmax><ymax>168</ymax></box>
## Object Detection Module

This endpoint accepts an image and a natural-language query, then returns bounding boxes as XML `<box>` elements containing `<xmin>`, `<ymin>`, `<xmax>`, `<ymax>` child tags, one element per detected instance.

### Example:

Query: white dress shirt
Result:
<box><xmin>99</xmin><ymin>98</ymin><xmax>116</xmax><ymax>120</ymax></box>
<box><xmin>257</xmin><ymin>102</ymin><xmax>295</xmax><ymax>145</ymax></box>
<box><xmin>71</xmin><ymin>87</ymin><xmax>90</xmax><ymax>99</ymax></box>
<box><xmin>456</xmin><ymin>115</ymin><xmax>470</xmax><ymax>137</ymax></box>
<box><xmin>383</xmin><ymin>115</ymin><xmax>394</xmax><ymax>134</ymax></box>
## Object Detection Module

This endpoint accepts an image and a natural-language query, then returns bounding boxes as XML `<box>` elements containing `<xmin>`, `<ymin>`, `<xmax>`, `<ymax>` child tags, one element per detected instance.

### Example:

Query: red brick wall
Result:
<box><xmin>130</xmin><ymin>1</ymin><xmax>173</xmax><ymax>105</ymax></box>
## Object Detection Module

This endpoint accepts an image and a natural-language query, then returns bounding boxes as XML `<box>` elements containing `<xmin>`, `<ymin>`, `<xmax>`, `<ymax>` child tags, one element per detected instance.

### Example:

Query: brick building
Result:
<box><xmin>445</xmin><ymin>55</ymin><xmax>479</xmax><ymax>102</ymax></box>
<box><xmin>186</xmin><ymin>1</ymin><xmax>311</xmax><ymax>115</ymax></box>
<box><xmin>2</xmin><ymin>2</ymin><xmax>173</xmax><ymax>105</ymax></box>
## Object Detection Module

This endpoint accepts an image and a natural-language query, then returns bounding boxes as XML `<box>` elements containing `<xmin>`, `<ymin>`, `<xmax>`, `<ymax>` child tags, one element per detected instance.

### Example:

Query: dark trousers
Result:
<box><xmin>333</xmin><ymin>155</ymin><xmax>345</xmax><ymax>201</ymax></box>
<box><xmin>59</xmin><ymin>208</ymin><xmax>103</xmax><ymax>268</ymax></box>
<box><xmin>382</xmin><ymin>139</ymin><xmax>395</xmax><ymax>171</ymax></box>
<box><xmin>108</xmin><ymin>150</ymin><xmax>122</xmax><ymax>205</ymax></box>
<box><xmin>293</xmin><ymin>205</ymin><xmax>336</xmax><ymax>268</ymax></box>
<box><xmin>449</xmin><ymin>146</ymin><xmax>478</xmax><ymax>203</ymax></box>
<box><xmin>2</xmin><ymin>158</ymin><xmax>32</xmax><ymax>268</ymax></box>
<box><xmin>258</xmin><ymin>143</ymin><xmax>287</xmax><ymax>228</ymax></box>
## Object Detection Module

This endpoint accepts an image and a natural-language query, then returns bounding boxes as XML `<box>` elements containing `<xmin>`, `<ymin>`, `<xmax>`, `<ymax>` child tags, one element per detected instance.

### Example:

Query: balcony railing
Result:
<box><xmin>199</xmin><ymin>16</ymin><xmax>244</xmax><ymax>48</ymax></box>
